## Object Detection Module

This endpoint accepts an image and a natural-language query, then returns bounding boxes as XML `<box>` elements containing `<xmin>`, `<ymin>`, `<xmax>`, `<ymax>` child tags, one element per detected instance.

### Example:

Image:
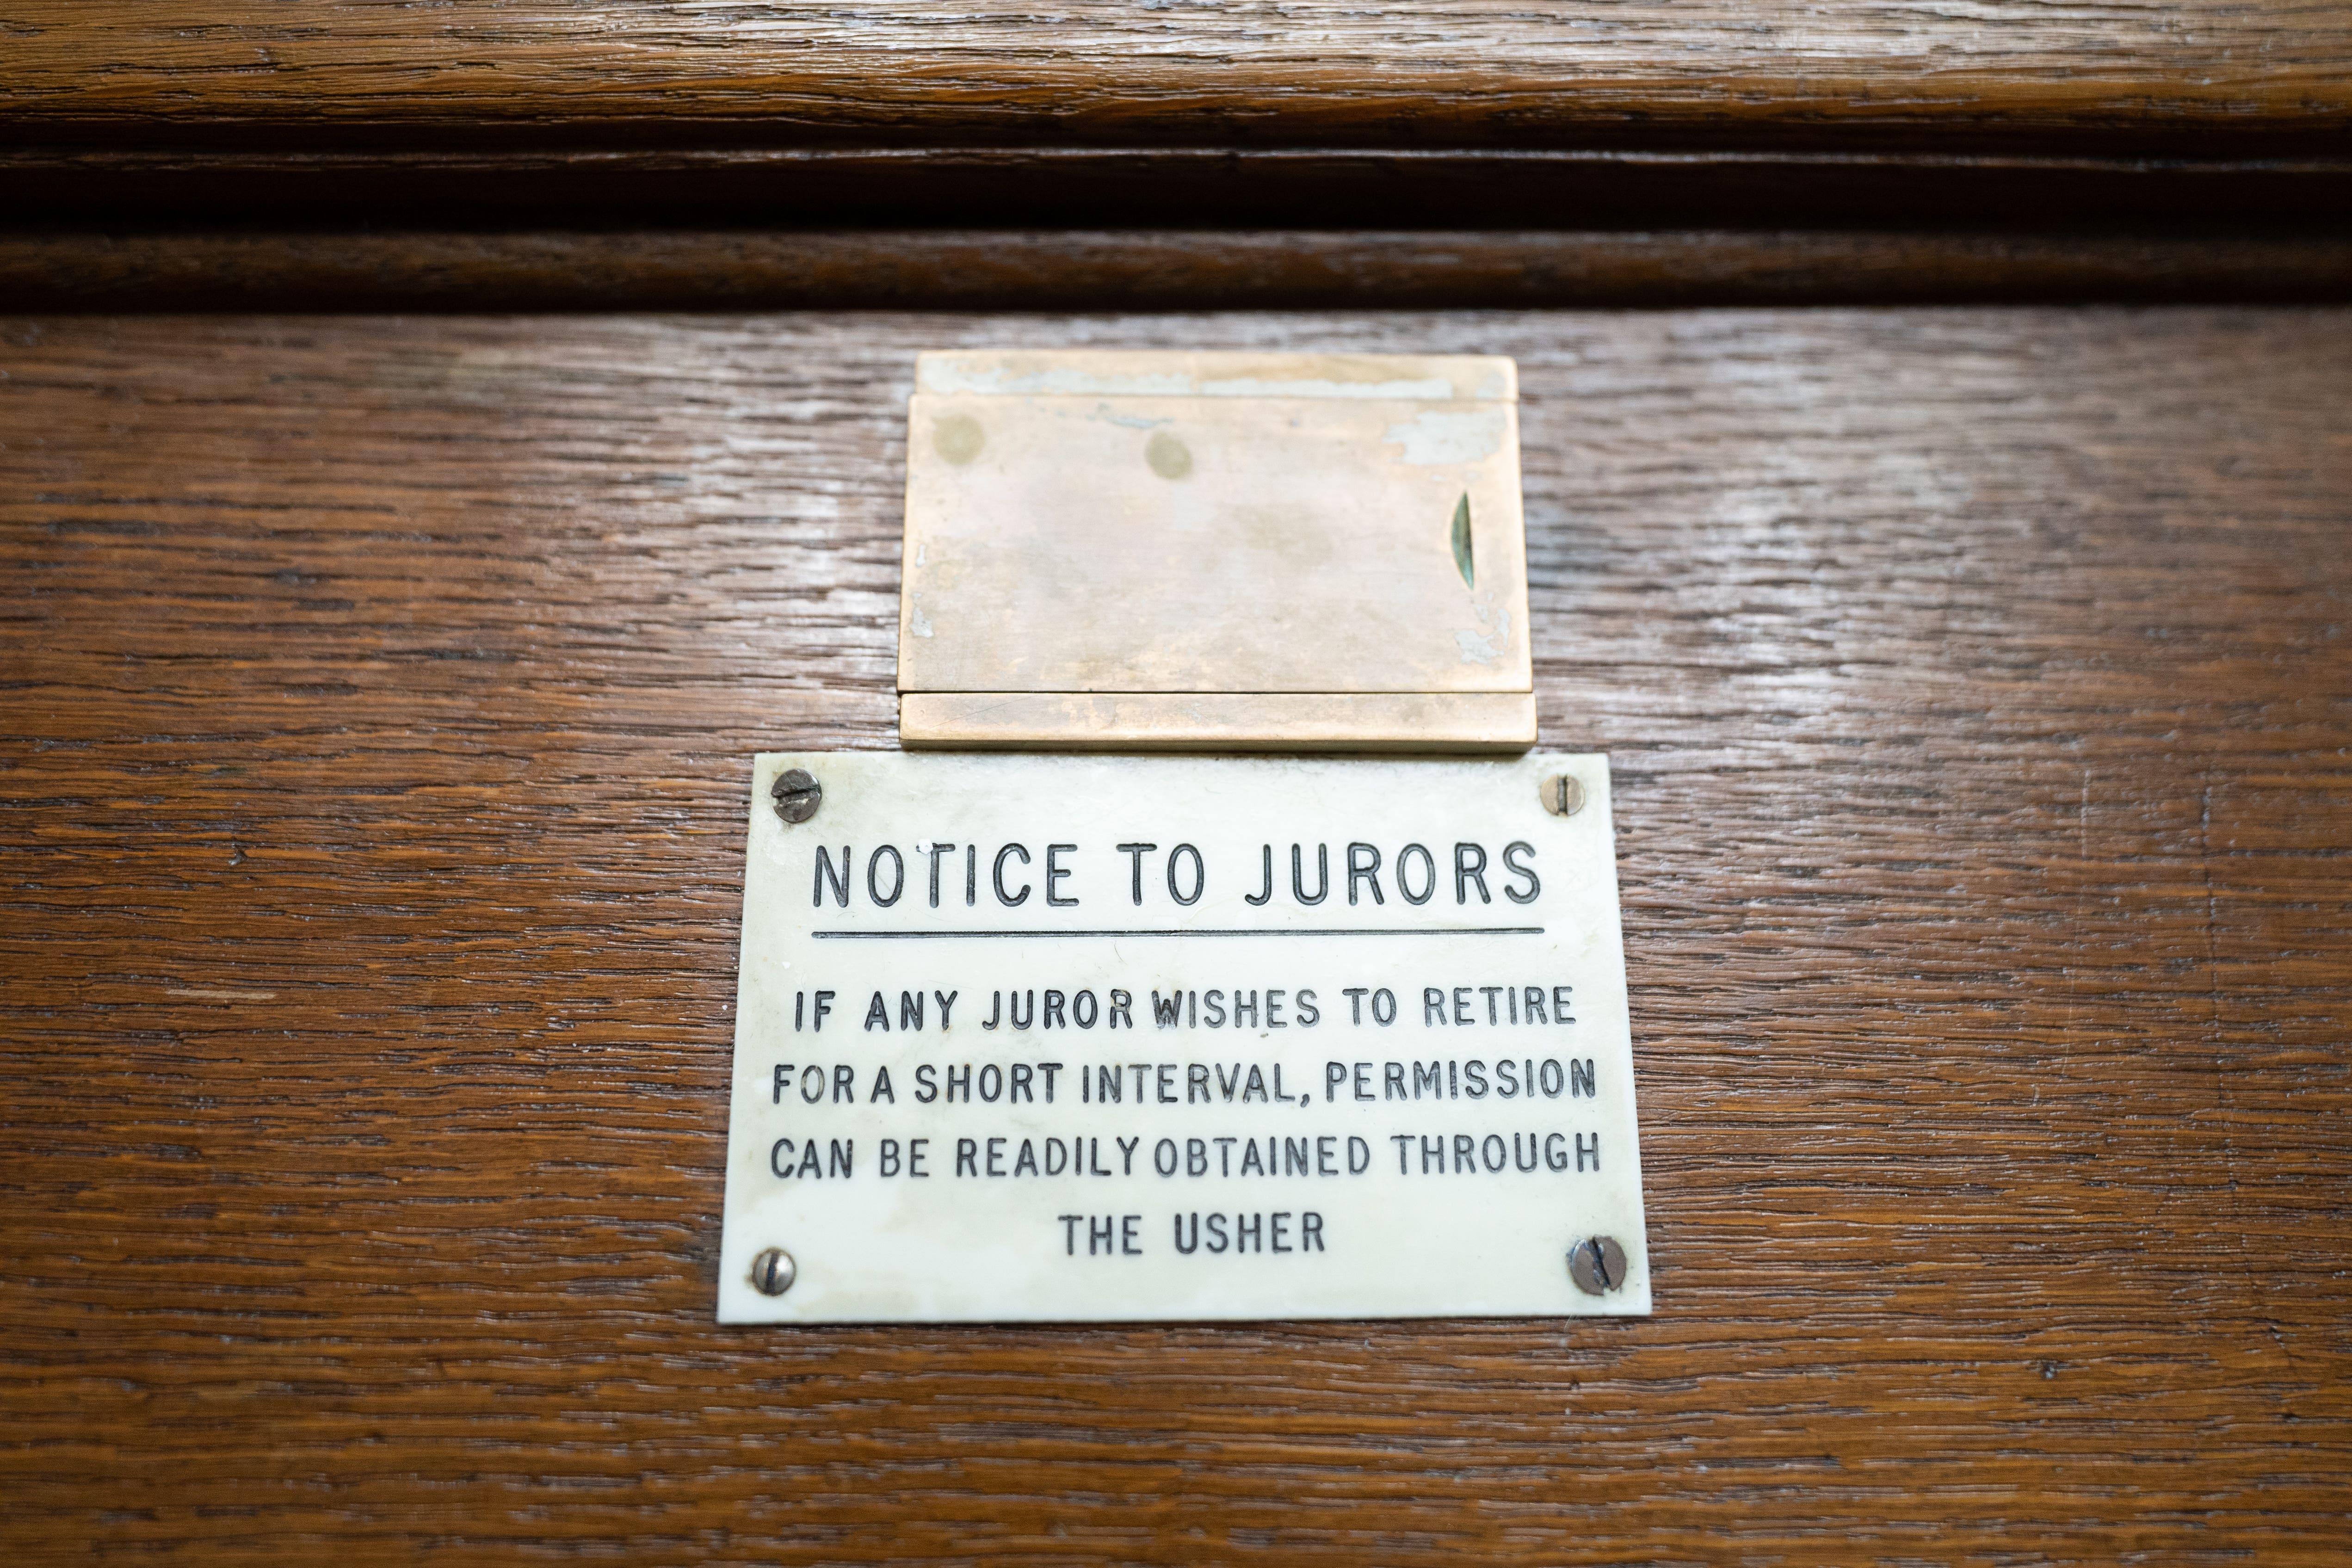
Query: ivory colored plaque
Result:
<box><xmin>898</xmin><ymin>350</ymin><xmax>1534</xmax><ymax>752</ymax></box>
<box><xmin>718</xmin><ymin>753</ymin><xmax>1649</xmax><ymax>1323</ymax></box>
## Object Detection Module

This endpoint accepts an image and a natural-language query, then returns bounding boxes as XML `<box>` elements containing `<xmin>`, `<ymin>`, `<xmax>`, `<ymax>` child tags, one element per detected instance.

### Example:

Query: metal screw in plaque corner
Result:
<box><xmin>1540</xmin><ymin>774</ymin><xmax>1586</xmax><ymax>818</ymax></box>
<box><xmin>1568</xmin><ymin>1236</ymin><xmax>1626</xmax><ymax>1296</ymax></box>
<box><xmin>749</xmin><ymin>1247</ymin><xmax>797</xmax><ymax>1297</ymax></box>
<box><xmin>770</xmin><ymin>768</ymin><xmax>822</xmax><ymax>824</ymax></box>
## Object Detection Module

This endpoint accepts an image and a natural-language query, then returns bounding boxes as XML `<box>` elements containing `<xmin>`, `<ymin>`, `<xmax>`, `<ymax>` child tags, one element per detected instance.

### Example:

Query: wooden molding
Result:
<box><xmin>4</xmin><ymin>2</ymin><xmax>2348</xmax><ymax>156</ymax></box>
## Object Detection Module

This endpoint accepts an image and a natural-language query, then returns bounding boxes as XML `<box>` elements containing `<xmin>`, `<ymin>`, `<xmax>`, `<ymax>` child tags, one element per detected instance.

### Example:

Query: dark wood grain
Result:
<box><xmin>5</xmin><ymin>0</ymin><xmax>2348</xmax><ymax>154</ymax></box>
<box><xmin>4</xmin><ymin>308</ymin><xmax>2350</xmax><ymax>1563</ymax></box>
<box><xmin>6</xmin><ymin>229</ymin><xmax>2352</xmax><ymax>312</ymax></box>
<box><xmin>6</xmin><ymin>4</ymin><xmax>2352</xmax><ymax>228</ymax></box>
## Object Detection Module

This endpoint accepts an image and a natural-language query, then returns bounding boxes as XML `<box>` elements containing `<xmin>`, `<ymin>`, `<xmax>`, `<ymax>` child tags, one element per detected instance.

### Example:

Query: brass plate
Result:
<box><xmin>900</xmin><ymin>692</ymin><xmax>1537</xmax><ymax>753</ymax></box>
<box><xmin>899</xmin><ymin>351</ymin><xmax>1531</xmax><ymax>751</ymax></box>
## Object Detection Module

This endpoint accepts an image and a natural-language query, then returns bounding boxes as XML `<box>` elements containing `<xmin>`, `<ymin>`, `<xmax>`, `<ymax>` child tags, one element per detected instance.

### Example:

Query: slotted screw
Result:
<box><xmin>1568</xmin><ymin>1235</ymin><xmax>1626</xmax><ymax>1296</ymax></box>
<box><xmin>749</xmin><ymin>1247</ymin><xmax>797</xmax><ymax>1297</ymax></box>
<box><xmin>1540</xmin><ymin>774</ymin><xmax>1586</xmax><ymax>817</ymax></box>
<box><xmin>770</xmin><ymin>768</ymin><xmax>822</xmax><ymax>824</ymax></box>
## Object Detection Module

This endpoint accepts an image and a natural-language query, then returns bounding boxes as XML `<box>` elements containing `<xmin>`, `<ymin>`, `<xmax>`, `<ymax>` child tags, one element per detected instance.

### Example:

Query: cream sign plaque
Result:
<box><xmin>717</xmin><ymin>753</ymin><xmax>1650</xmax><ymax>1322</ymax></box>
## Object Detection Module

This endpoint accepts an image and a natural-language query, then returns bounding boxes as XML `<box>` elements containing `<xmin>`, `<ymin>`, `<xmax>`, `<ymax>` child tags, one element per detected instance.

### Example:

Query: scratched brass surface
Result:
<box><xmin>899</xmin><ymin>692</ymin><xmax>1539</xmax><ymax>751</ymax></box>
<box><xmin>898</xmin><ymin>351</ymin><xmax>1531</xmax><ymax>750</ymax></box>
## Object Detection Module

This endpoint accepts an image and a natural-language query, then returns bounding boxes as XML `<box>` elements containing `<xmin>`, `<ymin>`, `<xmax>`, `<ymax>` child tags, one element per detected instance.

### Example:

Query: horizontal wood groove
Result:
<box><xmin>6</xmin><ymin>229</ymin><xmax>2350</xmax><ymax>310</ymax></box>
<box><xmin>4</xmin><ymin>307</ymin><xmax>2350</xmax><ymax>1562</ymax></box>
<box><xmin>4</xmin><ymin>3</ymin><xmax>2349</xmax><ymax>157</ymax></box>
<box><xmin>7</xmin><ymin>145</ymin><xmax>2351</xmax><ymax>229</ymax></box>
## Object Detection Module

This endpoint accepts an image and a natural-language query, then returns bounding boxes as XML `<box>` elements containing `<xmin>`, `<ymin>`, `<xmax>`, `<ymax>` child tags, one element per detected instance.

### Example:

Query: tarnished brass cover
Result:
<box><xmin>899</xmin><ymin>350</ymin><xmax>1533</xmax><ymax>752</ymax></box>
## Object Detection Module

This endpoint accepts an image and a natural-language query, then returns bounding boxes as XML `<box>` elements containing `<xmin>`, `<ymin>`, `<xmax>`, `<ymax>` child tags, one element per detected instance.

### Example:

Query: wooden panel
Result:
<box><xmin>3</xmin><ymin>308</ymin><xmax>2349</xmax><ymax>1562</ymax></box>
<box><xmin>4</xmin><ymin>0</ymin><xmax>2348</xmax><ymax>153</ymax></box>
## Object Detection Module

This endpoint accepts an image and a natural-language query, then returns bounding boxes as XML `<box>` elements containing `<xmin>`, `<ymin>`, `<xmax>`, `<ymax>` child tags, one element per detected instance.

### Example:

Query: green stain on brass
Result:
<box><xmin>1451</xmin><ymin>492</ymin><xmax>1475</xmax><ymax>588</ymax></box>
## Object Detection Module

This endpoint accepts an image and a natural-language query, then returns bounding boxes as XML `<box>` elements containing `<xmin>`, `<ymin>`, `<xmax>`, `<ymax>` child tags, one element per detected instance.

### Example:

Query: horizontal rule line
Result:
<box><xmin>812</xmin><ymin>927</ymin><xmax>1546</xmax><ymax>940</ymax></box>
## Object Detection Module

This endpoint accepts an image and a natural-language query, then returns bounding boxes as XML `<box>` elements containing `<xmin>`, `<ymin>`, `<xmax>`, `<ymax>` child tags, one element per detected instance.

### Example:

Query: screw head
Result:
<box><xmin>770</xmin><ymin>768</ymin><xmax>822</xmax><ymax>825</ymax></box>
<box><xmin>749</xmin><ymin>1246</ymin><xmax>797</xmax><ymax>1297</ymax></box>
<box><xmin>1567</xmin><ymin>1235</ymin><xmax>1626</xmax><ymax>1296</ymax></box>
<box><xmin>1539</xmin><ymin>774</ymin><xmax>1586</xmax><ymax>817</ymax></box>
